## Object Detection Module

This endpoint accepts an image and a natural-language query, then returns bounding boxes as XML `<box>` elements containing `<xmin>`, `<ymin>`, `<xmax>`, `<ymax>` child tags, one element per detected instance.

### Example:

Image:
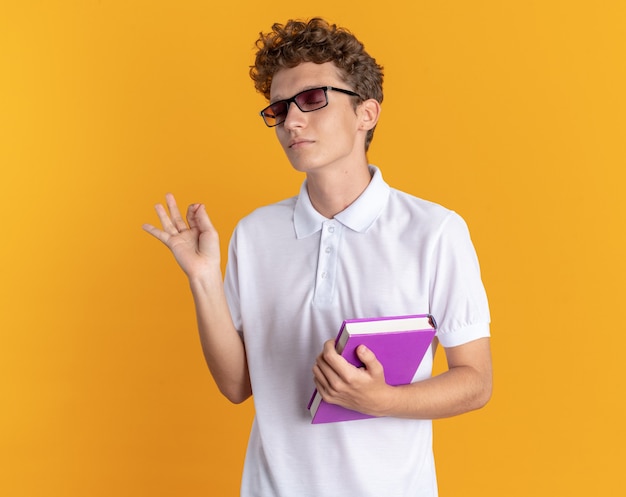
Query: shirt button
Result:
<box><xmin>325</xmin><ymin>247</ymin><xmax>332</xmax><ymax>254</ymax></box>
<box><xmin>328</xmin><ymin>226</ymin><xmax>335</xmax><ymax>233</ymax></box>
<box><xmin>321</xmin><ymin>271</ymin><xmax>327</xmax><ymax>279</ymax></box>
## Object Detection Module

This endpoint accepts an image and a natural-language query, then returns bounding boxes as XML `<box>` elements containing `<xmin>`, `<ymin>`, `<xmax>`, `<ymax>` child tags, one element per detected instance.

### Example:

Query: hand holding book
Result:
<box><xmin>312</xmin><ymin>339</ymin><xmax>393</xmax><ymax>417</ymax></box>
<box><xmin>309</xmin><ymin>314</ymin><xmax>437</xmax><ymax>424</ymax></box>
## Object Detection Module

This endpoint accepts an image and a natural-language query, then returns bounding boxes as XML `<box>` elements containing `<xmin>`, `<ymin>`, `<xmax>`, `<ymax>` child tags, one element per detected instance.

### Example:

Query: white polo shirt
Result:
<box><xmin>224</xmin><ymin>166</ymin><xmax>490</xmax><ymax>497</ymax></box>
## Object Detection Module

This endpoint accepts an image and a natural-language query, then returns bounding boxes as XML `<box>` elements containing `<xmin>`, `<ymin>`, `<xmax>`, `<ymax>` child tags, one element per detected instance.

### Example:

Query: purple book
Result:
<box><xmin>308</xmin><ymin>314</ymin><xmax>437</xmax><ymax>424</ymax></box>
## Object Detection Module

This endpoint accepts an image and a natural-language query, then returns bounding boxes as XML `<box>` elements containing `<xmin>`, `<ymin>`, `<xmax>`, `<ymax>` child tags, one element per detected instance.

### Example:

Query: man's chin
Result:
<box><xmin>287</xmin><ymin>159</ymin><xmax>318</xmax><ymax>174</ymax></box>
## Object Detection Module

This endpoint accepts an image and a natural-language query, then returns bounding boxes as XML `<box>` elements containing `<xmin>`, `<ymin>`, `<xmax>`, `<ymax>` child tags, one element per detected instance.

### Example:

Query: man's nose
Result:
<box><xmin>283</xmin><ymin>102</ymin><xmax>307</xmax><ymax>129</ymax></box>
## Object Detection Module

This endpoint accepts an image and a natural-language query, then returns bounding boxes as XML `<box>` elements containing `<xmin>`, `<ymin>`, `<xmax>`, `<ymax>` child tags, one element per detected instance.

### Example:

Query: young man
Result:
<box><xmin>144</xmin><ymin>18</ymin><xmax>492</xmax><ymax>497</ymax></box>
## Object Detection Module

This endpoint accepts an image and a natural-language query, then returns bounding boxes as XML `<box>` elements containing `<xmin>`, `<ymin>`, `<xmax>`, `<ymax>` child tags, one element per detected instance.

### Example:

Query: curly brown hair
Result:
<box><xmin>250</xmin><ymin>18</ymin><xmax>384</xmax><ymax>150</ymax></box>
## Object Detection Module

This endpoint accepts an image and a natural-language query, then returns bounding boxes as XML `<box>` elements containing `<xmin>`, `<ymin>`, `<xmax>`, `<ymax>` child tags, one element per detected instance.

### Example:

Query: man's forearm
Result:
<box><xmin>376</xmin><ymin>360</ymin><xmax>492</xmax><ymax>420</ymax></box>
<box><xmin>369</xmin><ymin>337</ymin><xmax>492</xmax><ymax>419</ymax></box>
<box><xmin>189</xmin><ymin>270</ymin><xmax>252</xmax><ymax>404</ymax></box>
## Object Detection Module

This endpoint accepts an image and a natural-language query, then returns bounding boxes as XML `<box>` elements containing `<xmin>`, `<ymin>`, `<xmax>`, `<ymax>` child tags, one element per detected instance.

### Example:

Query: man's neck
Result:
<box><xmin>305</xmin><ymin>162</ymin><xmax>372</xmax><ymax>219</ymax></box>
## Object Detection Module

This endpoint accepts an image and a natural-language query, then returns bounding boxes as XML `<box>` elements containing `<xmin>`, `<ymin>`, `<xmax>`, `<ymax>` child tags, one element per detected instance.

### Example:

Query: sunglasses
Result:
<box><xmin>259</xmin><ymin>86</ymin><xmax>362</xmax><ymax>127</ymax></box>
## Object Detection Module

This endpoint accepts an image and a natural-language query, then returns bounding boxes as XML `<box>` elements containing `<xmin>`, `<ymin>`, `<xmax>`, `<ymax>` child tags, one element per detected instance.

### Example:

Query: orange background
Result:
<box><xmin>1</xmin><ymin>1</ymin><xmax>624</xmax><ymax>496</ymax></box>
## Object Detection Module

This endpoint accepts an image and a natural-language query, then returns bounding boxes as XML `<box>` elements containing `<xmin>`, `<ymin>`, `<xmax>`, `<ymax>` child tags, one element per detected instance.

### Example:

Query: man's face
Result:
<box><xmin>269</xmin><ymin>62</ymin><xmax>367</xmax><ymax>175</ymax></box>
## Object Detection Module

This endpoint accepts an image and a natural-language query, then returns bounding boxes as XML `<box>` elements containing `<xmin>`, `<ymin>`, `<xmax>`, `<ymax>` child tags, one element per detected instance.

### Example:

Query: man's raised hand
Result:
<box><xmin>142</xmin><ymin>193</ymin><xmax>221</xmax><ymax>279</ymax></box>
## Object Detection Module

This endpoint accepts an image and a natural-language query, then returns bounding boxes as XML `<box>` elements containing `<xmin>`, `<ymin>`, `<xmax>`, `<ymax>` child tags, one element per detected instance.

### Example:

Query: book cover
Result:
<box><xmin>308</xmin><ymin>314</ymin><xmax>437</xmax><ymax>424</ymax></box>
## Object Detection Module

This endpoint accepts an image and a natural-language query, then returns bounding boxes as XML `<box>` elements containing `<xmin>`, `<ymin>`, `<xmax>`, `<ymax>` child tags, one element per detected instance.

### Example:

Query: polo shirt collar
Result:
<box><xmin>294</xmin><ymin>165</ymin><xmax>391</xmax><ymax>239</ymax></box>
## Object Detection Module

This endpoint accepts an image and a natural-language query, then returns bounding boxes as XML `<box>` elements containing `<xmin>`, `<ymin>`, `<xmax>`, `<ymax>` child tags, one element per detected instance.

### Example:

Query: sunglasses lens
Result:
<box><xmin>263</xmin><ymin>101</ymin><xmax>288</xmax><ymax>126</ymax></box>
<box><xmin>295</xmin><ymin>88</ymin><xmax>327</xmax><ymax>111</ymax></box>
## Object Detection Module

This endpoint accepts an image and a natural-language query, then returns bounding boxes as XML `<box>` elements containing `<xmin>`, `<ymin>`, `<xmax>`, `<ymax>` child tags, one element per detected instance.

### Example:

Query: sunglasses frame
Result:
<box><xmin>259</xmin><ymin>86</ymin><xmax>362</xmax><ymax>127</ymax></box>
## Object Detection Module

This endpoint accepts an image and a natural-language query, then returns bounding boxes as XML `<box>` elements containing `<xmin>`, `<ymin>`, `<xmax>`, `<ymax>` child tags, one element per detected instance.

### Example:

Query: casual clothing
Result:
<box><xmin>224</xmin><ymin>166</ymin><xmax>490</xmax><ymax>497</ymax></box>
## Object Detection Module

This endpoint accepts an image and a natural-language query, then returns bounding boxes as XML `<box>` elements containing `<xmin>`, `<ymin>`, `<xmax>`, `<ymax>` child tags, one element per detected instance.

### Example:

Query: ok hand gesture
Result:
<box><xmin>142</xmin><ymin>193</ymin><xmax>221</xmax><ymax>279</ymax></box>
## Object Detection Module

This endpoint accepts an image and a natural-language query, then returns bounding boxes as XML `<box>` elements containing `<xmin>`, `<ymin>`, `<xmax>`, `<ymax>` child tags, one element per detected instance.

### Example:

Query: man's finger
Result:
<box><xmin>356</xmin><ymin>345</ymin><xmax>384</xmax><ymax>377</ymax></box>
<box><xmin>165</xmin><ymin>193</ymin><xmax>188</xmax><ymax>231</ymax></box>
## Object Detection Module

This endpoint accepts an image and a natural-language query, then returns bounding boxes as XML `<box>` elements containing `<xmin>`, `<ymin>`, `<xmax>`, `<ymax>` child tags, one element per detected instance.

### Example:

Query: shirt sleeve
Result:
<box><xmin>223</xmin><ymin>224</ymin><xmax>243</xmax><ymax>335</ymax></box>
<box><xmin>429</xmin><ymin>212</ymin><xmax>491</xmax><ymax>348</ymax></box>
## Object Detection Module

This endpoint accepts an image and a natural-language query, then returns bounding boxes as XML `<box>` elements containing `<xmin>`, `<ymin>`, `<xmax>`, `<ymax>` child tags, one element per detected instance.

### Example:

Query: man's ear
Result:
<box><xmin>358</xmin><ymin>98</ymin><xmax>381</xmax><ymax>131</ymax></box>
